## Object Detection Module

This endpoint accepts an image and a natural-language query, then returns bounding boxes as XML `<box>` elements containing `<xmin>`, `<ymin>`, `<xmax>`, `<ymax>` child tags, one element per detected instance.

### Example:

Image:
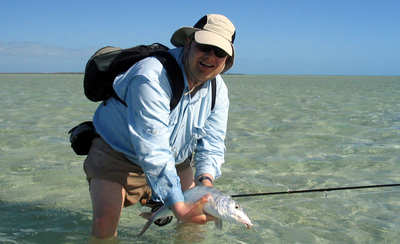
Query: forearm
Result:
<box><xmin>144</xmin><ymin>170</ymin><xmax>184</xmax><ymax>206</ymax></box>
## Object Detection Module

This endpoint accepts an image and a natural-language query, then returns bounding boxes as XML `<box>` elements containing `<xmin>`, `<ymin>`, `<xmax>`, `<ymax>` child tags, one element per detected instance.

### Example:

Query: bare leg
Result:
<box><xmin>178</xmin><ymin>166</ymin><xmax>195</xmax><ymax>191</ymax></box>
<box><xmin>89</xmin><ymin>178</ymin><xmax>126</xmax><ymax>239</ymax></box>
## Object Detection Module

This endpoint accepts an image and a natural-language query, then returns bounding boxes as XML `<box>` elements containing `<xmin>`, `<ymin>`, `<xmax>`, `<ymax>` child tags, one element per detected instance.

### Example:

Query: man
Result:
<box><xmin>84</xmin><ymin>14</ymin><xmax>236</xmax><ymax>239</ymax></box>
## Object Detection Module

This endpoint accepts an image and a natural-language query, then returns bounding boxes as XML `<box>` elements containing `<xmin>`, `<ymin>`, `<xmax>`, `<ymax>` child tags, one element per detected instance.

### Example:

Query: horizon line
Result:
<box><xmin>1</xmin><ymin>72</ymin><xmax>399</xmax><ymax>77</ymax></box>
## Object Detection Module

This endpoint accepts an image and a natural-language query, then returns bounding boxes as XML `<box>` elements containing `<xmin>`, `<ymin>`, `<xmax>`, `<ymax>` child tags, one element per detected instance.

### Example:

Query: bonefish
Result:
<box><xmin>138</xmin><ymin>186</ymin><xmax>253</xmax><ymax>236</ymax></box>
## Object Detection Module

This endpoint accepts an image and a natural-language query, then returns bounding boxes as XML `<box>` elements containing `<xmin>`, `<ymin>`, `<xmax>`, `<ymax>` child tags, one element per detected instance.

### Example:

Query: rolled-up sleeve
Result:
<box><xmin>194</xmin><ymin>79</ymin><xmax>229</xmax><ymax>179</ymax></box>
<box><xmin>124</xmin><ymin>73</ymin><xmax>184</xmax><ymax>207</ymax></box>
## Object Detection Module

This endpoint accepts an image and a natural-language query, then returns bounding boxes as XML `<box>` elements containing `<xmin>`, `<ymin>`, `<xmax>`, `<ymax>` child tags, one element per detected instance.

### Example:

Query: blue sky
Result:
<box><xmin>1</xmin><ymin>0</ymin><xmax>399</xmax><ymax>75</ymax></box>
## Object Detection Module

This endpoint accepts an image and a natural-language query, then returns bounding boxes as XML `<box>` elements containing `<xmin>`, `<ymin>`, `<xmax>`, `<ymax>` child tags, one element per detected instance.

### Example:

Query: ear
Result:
<box><xmin>222</xmin><ymin>45</ymin><xmax>234</xmax><ymax>73</ymax></box>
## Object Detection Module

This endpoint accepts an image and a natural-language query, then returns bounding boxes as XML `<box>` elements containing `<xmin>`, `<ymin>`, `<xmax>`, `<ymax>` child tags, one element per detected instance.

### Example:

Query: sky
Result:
<box><xmin>1</xmin><ymin>0</ymin><xmax>399</xmax><ymax>75</ymax></box>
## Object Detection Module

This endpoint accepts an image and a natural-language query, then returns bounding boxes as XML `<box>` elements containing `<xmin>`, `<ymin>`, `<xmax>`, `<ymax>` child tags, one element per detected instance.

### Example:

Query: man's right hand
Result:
<box><xmin>171</xmin><ymin>194</ymin><xmax>215</xmax><ymax>224</ymax></box>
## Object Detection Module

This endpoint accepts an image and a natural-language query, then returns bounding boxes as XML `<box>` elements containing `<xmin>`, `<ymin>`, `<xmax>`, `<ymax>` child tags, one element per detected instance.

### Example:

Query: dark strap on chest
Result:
<box><xmin>211</xmin><ymin>78</ymin><xmax>216</xmax><ymax>111</ymax></box>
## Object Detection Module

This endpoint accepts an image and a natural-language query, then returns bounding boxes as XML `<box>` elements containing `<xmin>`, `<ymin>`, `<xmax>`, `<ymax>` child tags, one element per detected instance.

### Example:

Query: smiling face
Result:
<box><xmin>183</xmin><ymin>39</ymin><xmax>228</xmax><ymax>89</ymax></box>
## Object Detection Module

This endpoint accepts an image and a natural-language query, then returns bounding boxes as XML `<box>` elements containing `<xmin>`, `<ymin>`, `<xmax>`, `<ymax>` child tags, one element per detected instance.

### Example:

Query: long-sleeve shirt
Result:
<box><xmin>92</xmin><ymin>47</ymin><xmax>229</xmax><ymax>207</ymax></box>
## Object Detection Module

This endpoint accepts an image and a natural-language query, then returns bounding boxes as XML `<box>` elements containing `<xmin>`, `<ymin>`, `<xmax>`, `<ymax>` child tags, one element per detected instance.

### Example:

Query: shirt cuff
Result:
<box><xmin>164</xmin><ymin>186</ymin><xmax>185</xmax><ymax>207</ymax></box>
<box><xmin>194</xmin><ymin>163</ymin><xmax>218</xmax><ymax>180</ymax></box>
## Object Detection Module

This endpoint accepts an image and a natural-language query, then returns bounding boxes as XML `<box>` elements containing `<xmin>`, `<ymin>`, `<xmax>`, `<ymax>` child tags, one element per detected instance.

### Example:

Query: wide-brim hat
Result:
<box><xmin>171</xmin><ymin>14</ymin><xmax>236</xmax><ymax>57</ymax></box>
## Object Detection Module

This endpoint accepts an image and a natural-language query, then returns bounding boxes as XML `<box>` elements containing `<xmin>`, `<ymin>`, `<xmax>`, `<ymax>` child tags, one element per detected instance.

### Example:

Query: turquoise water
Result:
<box><xmin>1</xmin><ymin>74</ymin><xmax>399</xmax><ymax>243</ymax></box>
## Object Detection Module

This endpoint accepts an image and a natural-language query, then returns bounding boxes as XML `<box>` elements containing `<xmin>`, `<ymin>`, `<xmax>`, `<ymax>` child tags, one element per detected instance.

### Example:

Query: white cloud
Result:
<box><xmin>0</xmin><ymin>42</ymin><xmax>93</xmax><ymax>72</ymax></box>
<box><xmin>0</xmin><ymin>41</ymin><xmax>89</xmax><ymax>57</ymax></box>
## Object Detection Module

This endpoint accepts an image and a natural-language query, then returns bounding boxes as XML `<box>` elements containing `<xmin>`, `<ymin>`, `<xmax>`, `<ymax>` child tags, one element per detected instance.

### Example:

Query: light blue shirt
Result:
<box><xmin>93</xmin><ymin>47</ymin><xmax>229</xmax><ymax>207</ymax></box>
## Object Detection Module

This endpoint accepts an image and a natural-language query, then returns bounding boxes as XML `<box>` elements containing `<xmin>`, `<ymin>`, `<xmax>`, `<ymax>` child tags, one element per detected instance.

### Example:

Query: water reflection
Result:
<box><xmin>174</xmin><ymin>222</ymin><xmax>208</xmax><ymax>243</ymax></box>
<box><xmin>88</xmin><ymin>236</ymin><xmax>118</xmax><ymax>244</ymax></box>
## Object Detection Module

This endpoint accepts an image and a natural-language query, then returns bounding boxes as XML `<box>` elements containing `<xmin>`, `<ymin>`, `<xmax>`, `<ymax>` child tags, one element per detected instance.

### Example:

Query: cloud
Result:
<box><xmin>0</xmin><ymin>41</ymin><xmax>89</xmax><ymax>57</ymax></box>
<box><xmin>0</xmin><ymin>42</ymin><xmax>93</xmax><ymax>72</ymax></box>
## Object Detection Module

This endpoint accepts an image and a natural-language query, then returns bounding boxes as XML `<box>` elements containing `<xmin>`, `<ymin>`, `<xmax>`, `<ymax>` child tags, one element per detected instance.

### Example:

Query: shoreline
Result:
<box><xmin>0</xmin><ymin>72</ymin><xmax>84</xmax><ymax>75</ymax></box>
<box><xmin>0</xmin><ymin>72</ymin><xmax>399</xmax><ymax>77</ymax></box>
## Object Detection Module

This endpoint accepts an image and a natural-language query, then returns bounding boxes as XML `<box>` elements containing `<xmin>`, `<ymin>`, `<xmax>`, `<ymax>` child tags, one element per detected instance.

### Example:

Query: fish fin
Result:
<box><xmin>139</xmin><ymin>212</ymin><xmax>152</xmax><ymax>220</ymax></box>
<box><xmin>137</xmin><ymin>206</ymin><xmax>167</xmax><ymax>236</ymax></box>
<box><xmin>214</xmin><ymin>219</ymin><xmax>223</xmax><ymax>230</ymax></box>
<box><xmin>137</xmin><ymin>219</ymin><xmax>154</xmax><ymax>236</ymax></box>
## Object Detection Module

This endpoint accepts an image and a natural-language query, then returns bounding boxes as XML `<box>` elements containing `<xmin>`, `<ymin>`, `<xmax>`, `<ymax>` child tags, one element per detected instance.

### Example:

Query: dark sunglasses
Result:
<box><xmin>194</xmin><ymin>42</ymin><xmax>228</xmax><ymax>58</ymax></box>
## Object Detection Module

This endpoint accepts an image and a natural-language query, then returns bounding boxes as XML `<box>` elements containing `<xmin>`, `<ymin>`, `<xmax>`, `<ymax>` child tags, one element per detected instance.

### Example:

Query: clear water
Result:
<box><xmin>1</xmin><ymin>74</ymin><xmax>399</xmax><ymax>243</ymax></box>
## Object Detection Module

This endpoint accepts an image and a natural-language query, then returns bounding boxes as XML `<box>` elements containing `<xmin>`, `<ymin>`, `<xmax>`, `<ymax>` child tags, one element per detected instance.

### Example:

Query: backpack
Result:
<box><xmin>69</xmin><ymin>43</ymin><xmax>217</xmax><ymax>155</ymax></box>
<box><xmin>83</xmin><ymin>43</ymin><xmax>216</xmax><ymax>110</ymax></box>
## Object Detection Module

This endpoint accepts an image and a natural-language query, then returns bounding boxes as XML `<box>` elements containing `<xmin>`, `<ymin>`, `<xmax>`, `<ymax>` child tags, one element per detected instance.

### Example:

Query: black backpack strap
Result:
<box><xmin>211</xmin><ymin>78</ymin><xmax>216</xmax><ymax>111</ymax></box>
<box><xmin>152</xmin><ymin>51</ymin><xmax>184</xmax><ymax>111</ymax></box>
<box><xmin>108</xmin><ymin>48</ymin><xmax>212</xmax><ymax>112</ymax></box>
<box><xmin>111</xmin><ymin>91</ymin><xmax>128</xmax><ymax>107</ymax></box>
<box><xmin>107</xmin><ymin>50</ymin><xmax>184</xmax><ymax>110</ymax></box>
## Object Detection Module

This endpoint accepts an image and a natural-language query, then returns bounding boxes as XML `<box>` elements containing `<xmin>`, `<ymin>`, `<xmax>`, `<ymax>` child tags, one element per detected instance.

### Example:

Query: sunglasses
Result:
<box><xmin>194</xmin><ymin>42</ymin><xmax>228</xmax><ymax>58</ymax></box>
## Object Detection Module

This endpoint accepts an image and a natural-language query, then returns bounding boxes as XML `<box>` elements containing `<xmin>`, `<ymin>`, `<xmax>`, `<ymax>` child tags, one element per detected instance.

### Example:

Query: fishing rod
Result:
<box><xmin>231</xmin><ymin>183</ymin><xmax>400</xmax><ymax>198</ymax></box>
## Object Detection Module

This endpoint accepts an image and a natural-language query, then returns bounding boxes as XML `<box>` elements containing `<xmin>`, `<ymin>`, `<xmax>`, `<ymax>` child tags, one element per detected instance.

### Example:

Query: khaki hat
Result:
<box><xmin>171</xmin><ymin>14</ymin><xmax>236</xmax><ymax>56</ymax></box>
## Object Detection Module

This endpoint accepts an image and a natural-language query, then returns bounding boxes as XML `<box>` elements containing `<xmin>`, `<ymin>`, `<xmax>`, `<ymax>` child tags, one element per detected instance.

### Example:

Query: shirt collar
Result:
<box><xmin>168</xmin><ymin>47</ymin><xmax>210</xmax><ymax>100</ymax></box>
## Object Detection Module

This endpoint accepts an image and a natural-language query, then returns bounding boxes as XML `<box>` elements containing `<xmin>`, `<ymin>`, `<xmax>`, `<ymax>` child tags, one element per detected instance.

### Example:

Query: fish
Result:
<box><xmin>138</xmin><ymin>186</ymin><xmax>253</xmax><ymax>236</ymax></box>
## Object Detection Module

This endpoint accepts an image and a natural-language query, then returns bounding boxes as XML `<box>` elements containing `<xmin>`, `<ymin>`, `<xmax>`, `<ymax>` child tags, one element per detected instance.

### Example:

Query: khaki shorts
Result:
<box><xmin>83</xmin><ymin>137</ymin><xmax>191</xmax><ymax>207</ymax></box>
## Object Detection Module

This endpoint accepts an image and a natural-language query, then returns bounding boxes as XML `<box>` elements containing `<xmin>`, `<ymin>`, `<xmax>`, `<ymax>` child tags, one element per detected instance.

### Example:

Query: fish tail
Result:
<box><xmin>139</xmin><ymin>212</ymin><xmax>152</xmax><ymax>220</ymax></box>
<box><xmin>137</xmin><ymin>206</ymin><xmax>167</xmax><ymax>236</ymax></box>
<box><xmin>137</xmin><ymin>218</ymin><xmax>154</xmax><ymax>236</ymax></box>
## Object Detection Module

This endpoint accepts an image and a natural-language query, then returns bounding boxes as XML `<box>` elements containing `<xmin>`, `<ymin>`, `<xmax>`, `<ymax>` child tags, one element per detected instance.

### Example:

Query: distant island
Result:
<box><xmin>55</xmin><ymin>72</ymin><xmax>248</xmax><ymax>75</ymax></box>
<box><xmin>0</xmin><ymin>72</ymin><xmax>248</xmax><ymax>75</ymax></box>
<box><xmin>224</xmin><ymin>73</ymin><xmax>246</xmax><ymax>75</ymax></box>
<box><xmin>0</xmin><ymin>72</ymin><xmax>84</xmax><ymax>74</ymax></box>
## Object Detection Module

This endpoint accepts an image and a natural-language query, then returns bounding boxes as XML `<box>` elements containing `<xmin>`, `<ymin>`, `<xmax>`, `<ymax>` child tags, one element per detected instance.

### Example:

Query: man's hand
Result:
<box><xmin>171</xmin><ymin>194</ymin><xmax>215</xmax><ymax>224</ymax></box>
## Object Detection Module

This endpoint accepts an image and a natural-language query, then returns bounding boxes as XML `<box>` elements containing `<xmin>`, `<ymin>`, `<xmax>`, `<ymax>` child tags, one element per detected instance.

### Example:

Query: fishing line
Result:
<box><xmin>231</xmin><ymin>183</ymin><xmax>400</xmax><ymax>198</ymax></box>
<box><xmin>253</xmin><ymin>189</ymin><xmax>400</xmax><ymax>212</ymax></box>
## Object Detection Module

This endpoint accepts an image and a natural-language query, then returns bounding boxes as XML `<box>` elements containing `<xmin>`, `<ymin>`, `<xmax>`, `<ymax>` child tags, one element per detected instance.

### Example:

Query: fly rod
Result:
<box><xmin>231</xmin><ymin>183</ymin><xmax>400</xmax><ymax>198</ymax></box>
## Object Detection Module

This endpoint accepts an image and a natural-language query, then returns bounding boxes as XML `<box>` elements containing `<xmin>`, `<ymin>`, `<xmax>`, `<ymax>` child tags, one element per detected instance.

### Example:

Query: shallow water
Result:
<box><xmin>1</xmin><ymin>74</ymin><xmax>399</xmax><ymax>243</ymax></box>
